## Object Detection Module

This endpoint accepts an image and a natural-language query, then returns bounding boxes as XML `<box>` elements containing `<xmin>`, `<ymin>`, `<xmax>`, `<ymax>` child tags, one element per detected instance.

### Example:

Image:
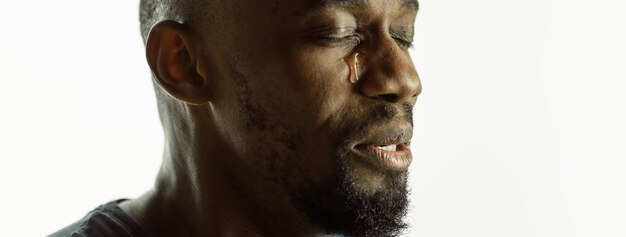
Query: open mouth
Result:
<box><xmin>352</xmin><ymin>131</ymin><xmax>413</xmax><ymax>171</ymax></box>
<box><xmin>372</xmin><ymin>144</ymin><xmax>405</xmax><ymax>152</ymax></box>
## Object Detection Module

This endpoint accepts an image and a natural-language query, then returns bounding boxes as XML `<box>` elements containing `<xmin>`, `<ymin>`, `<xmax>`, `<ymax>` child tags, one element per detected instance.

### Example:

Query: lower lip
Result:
<box><xmin>353</xmin><ymin>144</ymin><xmax>412</xmax><ymax>171</ymax></box>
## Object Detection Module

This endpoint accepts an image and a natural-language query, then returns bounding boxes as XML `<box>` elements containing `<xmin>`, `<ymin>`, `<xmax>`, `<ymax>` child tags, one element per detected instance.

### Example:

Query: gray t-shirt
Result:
<box><xmin>49</xmin><ymin>200</ymin><xmax>149</xmax><ymax>237</ymax></box>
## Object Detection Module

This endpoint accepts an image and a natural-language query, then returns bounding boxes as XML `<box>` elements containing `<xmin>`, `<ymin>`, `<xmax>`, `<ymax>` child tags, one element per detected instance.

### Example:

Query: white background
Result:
<box><xmin>1</xmin><ymin>0</ymin><xmax>625</xmax><ymax>236</ymax></box>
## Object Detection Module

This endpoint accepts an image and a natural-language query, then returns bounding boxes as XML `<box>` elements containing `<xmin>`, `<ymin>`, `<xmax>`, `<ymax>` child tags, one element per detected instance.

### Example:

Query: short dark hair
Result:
<box><xmin>139</xmin><ymin>0</ymin><xmax>158</xmax><ymax>41</ymax></box>
<box><xmin>139</xmin><ymin>0</ymin><xmax>198</xmax><ymax>42</ymax></box>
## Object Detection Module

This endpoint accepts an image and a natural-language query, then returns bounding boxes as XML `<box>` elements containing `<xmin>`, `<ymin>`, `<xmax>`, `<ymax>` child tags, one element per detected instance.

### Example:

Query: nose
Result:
<box><xmin>358</xmin><ymin>38</ymin><xmax>422</xmax><ymax>103</ymax></box>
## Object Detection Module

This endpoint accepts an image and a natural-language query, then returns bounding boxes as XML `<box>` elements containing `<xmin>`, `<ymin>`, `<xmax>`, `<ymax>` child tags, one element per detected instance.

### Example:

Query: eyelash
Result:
<box><xmin>316</xmin><ymin>34</ymin><xmax>363</xmax><ymax>48</ymax></box>
<box><xmin>390</xmin><ymin>33</ymin><xmax>414</xmax><ymax>49</ymax></box>
<box><xmin>393</xmin><ymin>38</ymin><xmax>414</xmax><ymax>49</ymax></box>
<box><xmin>317</xmin><ymin>33</ymin><xmax>413</xmax><ymax>50</ymax></box>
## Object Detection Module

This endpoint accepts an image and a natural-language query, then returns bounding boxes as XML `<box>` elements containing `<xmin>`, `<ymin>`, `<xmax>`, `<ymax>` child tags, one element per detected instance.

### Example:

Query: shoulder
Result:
<box><xmin>48</xmin><ymin>200</ymin><xmax>150</xmax><ymax>237</ymax></box>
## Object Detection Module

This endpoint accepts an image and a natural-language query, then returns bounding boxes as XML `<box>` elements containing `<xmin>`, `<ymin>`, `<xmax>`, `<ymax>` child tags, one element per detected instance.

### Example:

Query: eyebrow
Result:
<box><xmin>311</xmin><ymin>0</ymin><xmax>419</xmax><ymax>11</ymax></box>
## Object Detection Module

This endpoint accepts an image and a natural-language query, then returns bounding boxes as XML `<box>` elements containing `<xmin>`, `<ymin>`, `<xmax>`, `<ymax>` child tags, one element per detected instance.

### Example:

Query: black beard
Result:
<box><xmin>295</xmin><ymin>103</ymin><xmax>413</xmax><ymax>237</ymax></box>
<box><xmin>294</xmin><ymin>152</ymin><xmax>410</xmax><ymax>237</ymax></box>
<box><xmin>293</xmin><ymin>103</ymin><xmax>413</xmax><ymax>237</ymax></box>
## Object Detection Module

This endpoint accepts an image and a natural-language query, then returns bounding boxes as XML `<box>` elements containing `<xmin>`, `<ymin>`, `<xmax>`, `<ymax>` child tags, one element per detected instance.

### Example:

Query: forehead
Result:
<box><xmin>290</xmin><ymin>0</ymin><xmax>420</xmax><ymax>24</ymax></box>
<box><xmin>307</xmin><ymin>0</ymin><xmax>419</xmax><ymax>11</ymax></box>
<box><xmin>203</xmin><ymin>0</ymin><xmax>418</xmax><ymax>24</ymax></box>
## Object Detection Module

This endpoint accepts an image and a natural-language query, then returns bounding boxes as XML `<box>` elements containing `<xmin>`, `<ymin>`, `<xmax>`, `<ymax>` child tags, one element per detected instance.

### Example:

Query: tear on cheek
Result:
<box><xmin>344</xmin><ymin>52</ymin><xmax>360</xmax><ymax>84</ymax></box>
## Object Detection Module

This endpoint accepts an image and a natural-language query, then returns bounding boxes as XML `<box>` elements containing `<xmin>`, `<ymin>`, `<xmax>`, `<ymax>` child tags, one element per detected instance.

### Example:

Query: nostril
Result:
<box><xmin>380</xmin><ymin>94</ymin><xmax>399</xmax><ymax>102</ymax></box>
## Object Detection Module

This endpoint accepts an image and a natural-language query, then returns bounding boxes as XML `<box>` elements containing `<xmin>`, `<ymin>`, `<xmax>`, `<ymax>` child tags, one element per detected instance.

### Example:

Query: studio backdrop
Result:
<box><xmin>1</xmin><ymin>0</ymin><xmax>625</xmax><ymax>236</ymax></box>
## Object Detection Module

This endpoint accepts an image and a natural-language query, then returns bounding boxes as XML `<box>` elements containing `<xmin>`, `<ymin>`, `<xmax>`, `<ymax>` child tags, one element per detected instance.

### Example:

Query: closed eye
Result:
<box><xmin>390</xmin><ymin>33</ymin><xmax>414</xmax><ymax>49</ymax></box>
<box><xmin>301</xmin><ymin>25</ymin><xmax>363</xmax><ymax>49</ymax></box>
<box><xmin>315</xmin><ymin>34</ymin><xmax>363</xmax><ymax>48</ymax></box>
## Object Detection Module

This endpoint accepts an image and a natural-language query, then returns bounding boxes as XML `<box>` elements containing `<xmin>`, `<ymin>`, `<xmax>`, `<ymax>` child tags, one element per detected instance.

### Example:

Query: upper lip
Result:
<box><xmin>351</xmin><ymin>123</ymin><xmax>413</xmax><ymax>149</ymax></box>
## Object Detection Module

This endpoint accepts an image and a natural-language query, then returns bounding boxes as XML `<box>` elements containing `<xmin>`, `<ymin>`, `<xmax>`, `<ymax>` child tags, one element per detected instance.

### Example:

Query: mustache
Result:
<box><xmin>342</xmin><ymin>102</ymin><xmax>414</xmax><ymax>143</ymax></box>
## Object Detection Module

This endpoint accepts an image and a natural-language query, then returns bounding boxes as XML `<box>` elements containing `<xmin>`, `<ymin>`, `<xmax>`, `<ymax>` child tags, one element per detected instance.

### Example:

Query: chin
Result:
<box><xmin>291</xmin><ymin>151</ymin><xmax>410</xmax><ymax>237</ymax></box>
<box><xmin>342</xmin><ymin>151</ymin><xmax>410</xmax><ymax>196</ymax></box>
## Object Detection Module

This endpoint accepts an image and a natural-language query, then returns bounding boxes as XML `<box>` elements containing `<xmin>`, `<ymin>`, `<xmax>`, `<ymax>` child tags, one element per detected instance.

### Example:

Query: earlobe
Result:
<box><xmin>146</xmin><ymin>20</ymin><xmax>211</xmax><ymax>105</ymax></box>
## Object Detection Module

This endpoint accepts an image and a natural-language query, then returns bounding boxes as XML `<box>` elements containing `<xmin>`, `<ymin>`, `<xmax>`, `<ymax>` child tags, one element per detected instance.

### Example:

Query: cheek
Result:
<box><xmin>269</xmin><ymin>53</ymin><xmax>362</xmax><ymax>182</ymax></box>
<box><xmin>285</xmin><ymin>48</ymin><xmax>354</xmax><ymax>125</ymax></box>
<box><xmin>225</xmin><ymin>42</ymin><xmax>365</xmax><ymax>184</ymax></box>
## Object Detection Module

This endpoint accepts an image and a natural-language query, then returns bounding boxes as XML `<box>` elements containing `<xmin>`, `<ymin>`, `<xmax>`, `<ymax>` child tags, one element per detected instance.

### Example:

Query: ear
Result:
<box><xmin>146</xmin><ymin>20</ymin><xmax>211</xmax><ymax>105</ymax></box>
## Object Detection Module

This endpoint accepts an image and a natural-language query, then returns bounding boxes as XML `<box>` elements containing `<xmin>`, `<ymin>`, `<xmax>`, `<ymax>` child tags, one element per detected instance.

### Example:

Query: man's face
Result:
<box><xmin>199</xmin><ymin>0</ymin><xmax>420</xmax><ymax>236</ymax></box>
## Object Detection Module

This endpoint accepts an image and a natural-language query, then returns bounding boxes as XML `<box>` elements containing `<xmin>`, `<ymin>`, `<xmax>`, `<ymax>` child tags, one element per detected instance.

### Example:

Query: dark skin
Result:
<box><xmin>120</xmin><ymin>0</ymin><xmax>421</xmax><ymax>236</ymax></box>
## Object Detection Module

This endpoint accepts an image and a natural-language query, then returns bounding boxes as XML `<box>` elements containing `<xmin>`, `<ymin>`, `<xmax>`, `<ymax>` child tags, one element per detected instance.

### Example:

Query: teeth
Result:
<box><xmin>377</xmin><ymin>144</ymin><xmax>397</xmax><ymax>151</ymax></box>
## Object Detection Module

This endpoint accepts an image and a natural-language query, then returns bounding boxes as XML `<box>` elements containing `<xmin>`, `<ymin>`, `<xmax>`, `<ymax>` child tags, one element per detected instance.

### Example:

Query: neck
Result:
<box><xmin>120</xmin><ymin>106</ymin><xmax>327</xmax><ymax>237</ymax></box>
